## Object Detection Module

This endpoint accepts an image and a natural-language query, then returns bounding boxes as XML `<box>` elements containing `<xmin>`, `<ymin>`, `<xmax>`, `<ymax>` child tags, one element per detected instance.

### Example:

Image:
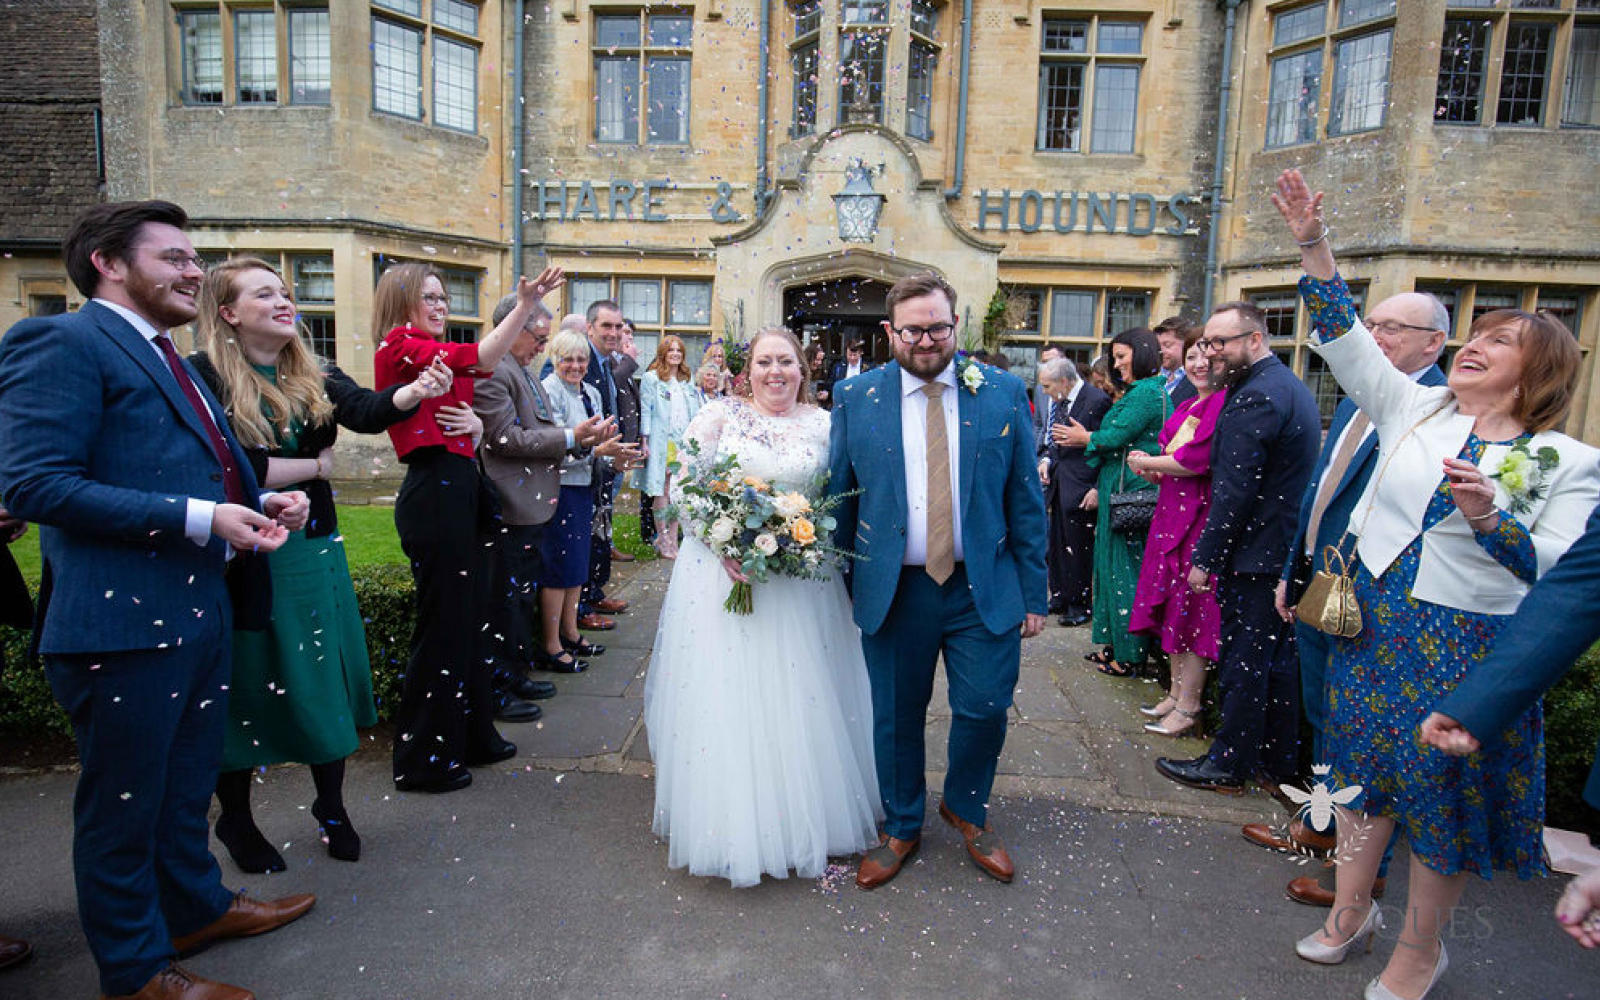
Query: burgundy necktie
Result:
<box><xmin>155</xmin><ymin>334</ymin><xmax>249</xmax><ymax>506</ymax></box>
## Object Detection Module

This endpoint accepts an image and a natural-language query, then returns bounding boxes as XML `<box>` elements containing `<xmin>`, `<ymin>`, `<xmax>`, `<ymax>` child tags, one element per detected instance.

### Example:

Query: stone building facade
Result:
<box><xmin>3</xmin><ymin>1</ymin><xmax>1598</xmax><ymax>443</ymax></box>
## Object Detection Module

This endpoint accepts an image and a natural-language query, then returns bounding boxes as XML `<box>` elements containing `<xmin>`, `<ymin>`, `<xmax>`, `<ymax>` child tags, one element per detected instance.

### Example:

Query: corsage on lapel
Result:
<box><xmin>1489</xmin><ymin>440</ymin><xmax>1559</xmax><ymax>515</ymax></box>
<box><xmin>956</xmin><ymin>355</ymin><xmax>986</xmax><ymax>395</ymax></box>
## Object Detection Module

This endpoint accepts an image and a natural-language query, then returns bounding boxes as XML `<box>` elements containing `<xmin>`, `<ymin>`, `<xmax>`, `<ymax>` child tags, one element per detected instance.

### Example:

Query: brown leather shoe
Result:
<box><xmin>938</xmin><ymin>801</ymin><xmax>1015</xmax><ymax>883</ymax></box>
<box><xmin>856</xmin><ymin>835</ymin><xmax>919</xmax><ymax>889</ymax></box>
<box><xmin>102</xmin><ymin>962</ymin><xmax>253</xmax><ymax>999</ymax></box>
<box><xmin>576</xmin><ymin>613</ymin><xmax>615</xmax><ymax>631</ymax></box>
<box><xmin>0</xmin><ymin>933</ymin><xmax>31</xmax><ymax>971</ymax></box>
<box><xmin>592</xmin><ymin>597</ymin><xmax>629</xmax><ymax>614</ymax></box>
<box><xmin>1286</xmin><ymin>872</ymin><xmax>1386</xmax><ymax>907</ymax></box>
<box><xmin>609</xmin><ymin>547</ymin><xmax>635</xmax><ymax>562</ymax></box>
<box><xmin>1241</xmin><ymin>819</ymin><xmax>1335</xmax><ymax>855</ymax></box>
<box><xmin>171</xmin><ymin>891</ymin><xmax>315</xmax><ymax>956</ymax></box>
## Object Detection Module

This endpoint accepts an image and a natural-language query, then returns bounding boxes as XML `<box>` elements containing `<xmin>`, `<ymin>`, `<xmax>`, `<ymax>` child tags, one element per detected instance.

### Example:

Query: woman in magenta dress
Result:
<box><xmin>1127</xmin><ymin>335</ymin><xmax>1226</xmax><ymax>737</ymax></box>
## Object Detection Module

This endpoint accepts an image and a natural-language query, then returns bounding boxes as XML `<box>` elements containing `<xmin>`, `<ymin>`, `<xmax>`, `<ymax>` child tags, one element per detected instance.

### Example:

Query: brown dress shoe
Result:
<box><xmin>609</xmin><ymin>547</ymin><xmax>635</xmax><ymax>562</ymax></box>
<box><xmin>592</xmin><ymin>597</ymin><xmax>629</xmax><ymax>614</ymax></box>
<box><xmin>576</xmin><ymin>613</ymin><xmax>616</xmax><ymax>631</ymax></box>
<box><xmin>171</xmin><ymin>891</ymin><xmax>315</xmax><ymax>956</ymax></box>
<box><xmin>1242</xmin><ymin>822</ymin><xmax>1293</xmax><ymax>852</ymax></box>
<box><xmin>1286</xmin><ymin>872</ymin><xmax>1386</xmax><ymax>907</ymax></box>
<box><xmin>938</xmin><ymin>801</ymin><xmax>1015</xmax><ymax>883</ymax></box>
<box><xmin>856</xmin><ymin>835</ymin><xmax>919</xmax><ymax>889</ymax></box>
<box><xmin>0</xmin><ymin>933</ymin><xmax>32</xmax><ymax>971</ymax></box>
<box><xmin>102</xmin><ymin>963</ymin><xmax>253</xmax><ymax>1000</ymax></box>
<box><xmin>1242</xmin><ymin>819</ymin><xmax>1335</xmax><ymax>855</ymax></box>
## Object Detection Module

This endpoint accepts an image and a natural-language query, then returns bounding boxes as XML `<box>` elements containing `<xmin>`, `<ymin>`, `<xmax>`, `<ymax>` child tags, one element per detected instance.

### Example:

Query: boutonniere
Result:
<box><xmin>1490</xmin><ymin>441</ymin><xmax>1560</xmax><ymax>514</ymax></box>
<box><xmin>956</xmin><ymin>356</ymin><xmax>986</xmax><ymax>395</ymax></box>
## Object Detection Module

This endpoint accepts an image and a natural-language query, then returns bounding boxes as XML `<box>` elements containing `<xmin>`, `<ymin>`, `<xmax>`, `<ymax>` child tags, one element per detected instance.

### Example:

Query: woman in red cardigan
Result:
<box><xmin>373</xmin><ymin>261</ymin><xmax>563</xmax><ymax>794</ymax></box>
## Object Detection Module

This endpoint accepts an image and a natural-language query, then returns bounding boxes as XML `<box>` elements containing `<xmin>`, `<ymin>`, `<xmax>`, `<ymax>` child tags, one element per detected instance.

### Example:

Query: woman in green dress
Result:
<box><xmin>192</xmin><ymin>257</ymin><xmax>453</xmax><ymax>872</ymax></box>
<box><xmin>1059</xmin><ymin>328</ymin><xmax>1171</xmax><ymax>676</ymax></box>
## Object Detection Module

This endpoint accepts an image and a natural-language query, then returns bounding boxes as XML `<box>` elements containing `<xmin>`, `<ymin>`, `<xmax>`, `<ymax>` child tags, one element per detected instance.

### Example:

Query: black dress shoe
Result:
<box><xmin>561</xmin><ymin>635</ymin><xmax>606</xmax><ymax>657</ymax></box>
<box><xmin>494</xmin><ymin>693</ymin><xmax>543</xmax><ymax>723</ymax></box>
<box><xmin>1058</xmin><ymin>611</ymin><xmax>1091</xmax><ymax>627</ymax></box>
<box><xmin>1155</xmin><ymin>755</ymin><xmax>1245</xmax><ymax>794</ymax></box>
<box><xmin>467</xmin><ymin>737</ymin><xmax>518</xmax><ymax>766</ymax></box>
<box><xmin>534</xmin><ymin>648</ymin><xmax>588</xmax><ymax>674</ymax></box>
<box><xmin>394</xmin><ymin>769</ymin><xmax>473</xmax><ymax>794</ymax></box>
<box><xmin>506</xmin><ymin>674</ymin><xmax>557</xmax><ymax>701</ymax></box>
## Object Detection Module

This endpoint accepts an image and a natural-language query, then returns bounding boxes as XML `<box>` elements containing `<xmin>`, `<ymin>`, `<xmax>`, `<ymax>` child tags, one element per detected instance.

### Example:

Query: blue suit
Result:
<box><xmin>0</xmin><ymin>301</ymin><xmax>264</xmax><ymax>995</ymax></box>
<box><xmin>1435</xmin><ymin>502</ymin><xmax>1600</xmax><ymax>810</ymax></box>
<box><xmin>1283</xmin><ymin>366</ymin><xmax>1448</xmax><ymax>761</ymax></box>
<box><xmin>828</xmin><ymin>360</ymin><xmax>1047</xmax><ymax>838</ymax></box>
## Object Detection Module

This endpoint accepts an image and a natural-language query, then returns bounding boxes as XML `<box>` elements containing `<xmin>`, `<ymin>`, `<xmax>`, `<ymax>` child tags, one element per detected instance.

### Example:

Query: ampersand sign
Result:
<box><xmin>710</xmin><ymin>182</ymin><xmax>741</xmax><ymax>224</ymax></box>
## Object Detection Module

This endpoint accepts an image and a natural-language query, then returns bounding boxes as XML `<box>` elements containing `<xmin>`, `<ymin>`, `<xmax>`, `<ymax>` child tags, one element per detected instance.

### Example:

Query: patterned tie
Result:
<box><xmin>154</xmin><ymin>334</ymin><xmax>248</xmax><ymax>506</ymax></box>
<box><xmin>1306</xmin><ymin>411</ymin><xmax>1372</xmax><ymax>557</ymax></box>
<box><xmin>923</xmin><ymin>381</ymin><xmax>954</xmax><ymax>585</ymax></box>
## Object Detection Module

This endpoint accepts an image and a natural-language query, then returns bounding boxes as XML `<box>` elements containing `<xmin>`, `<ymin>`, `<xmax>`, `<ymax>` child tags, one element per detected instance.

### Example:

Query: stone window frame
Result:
<box><xmin>590</xmin><ymin>7</ymin><xmax>695</xmax><ymax>146</ymax></box>
<box><xmin>789</xmin><ymin>1</ymin><xmax>823</xmax><ymax>137</ymax></box>
<box><xmin>1263</xmin><ymin>0</ymin><xmax>1396</xmax><ymax>151</ymax></box>
<box><xmin>1435</xmin><ymin>0</ymin><xmax>1600</xmax><ymax>130</ymax></box>
<box><xmin>173</xmin><ymin>2</ymin><xmax>332</xmax><ymax>108</ymax></box>
<box><xmin>781</xmin><ymin>0</ymin><xmax>946</xmax><ymax>140</ymax></box>
<box><xmin>370</xmin><ymin>0</ymin><xmax>483</xmax><ymax>133</ymax></box>
<box><xmin>997</xmin><ymin>285</ymin><xmax>1155</xmax><ymax>354</ymax></box>
<box><xmin>1034</xmin><ymin>12</ymin><xmax>1147</xmax><ymax>155</ymax></box>
<box><xmin>564</xmin><ymin>274</ymin><xmax>715</xmax><ymax>366</ymax></box>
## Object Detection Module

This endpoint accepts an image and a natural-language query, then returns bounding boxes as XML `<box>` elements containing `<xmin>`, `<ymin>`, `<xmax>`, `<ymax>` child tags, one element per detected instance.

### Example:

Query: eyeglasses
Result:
<box><xmin>420</xmin><ymin>293</ymin><xmax>450</xmax><ymax>306</ymax></box>
<box><xmin>891</xmin><ymin>322</ymin><xmax>955</xmax><ymax>344</ymax></box>
<box><xmin>1363</xmin><ymin>317</ymin><xmax>1438</xmax><ymax>336</ymax></box>
<box><xmin>139</xmin><ymin>249</ymin><xmax>207</xmax><ymax>272</ymax></box>
<box><xmin>1197</xmin><ymin>331</ymin><xmax>1252</xmax><ymax>353</ymax></box>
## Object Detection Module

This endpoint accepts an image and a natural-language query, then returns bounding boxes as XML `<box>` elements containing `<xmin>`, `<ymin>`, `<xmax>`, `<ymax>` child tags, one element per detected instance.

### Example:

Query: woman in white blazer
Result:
<box><xmin>637</xmin><ymin>335</ymin><xmax>702</xmax><ymax>557</ymax></box>
<box><xmin>1273</xmin><ymin>169</ymin><xmax>1600</xmax><ymax>1000</ymax></box>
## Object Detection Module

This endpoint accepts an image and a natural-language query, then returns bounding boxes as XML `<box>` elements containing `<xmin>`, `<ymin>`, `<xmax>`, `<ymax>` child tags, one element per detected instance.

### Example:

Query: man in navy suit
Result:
<box><xmin>830</xmin><ymin>271</ymin><xmax>1047</xmax><ymax>889</ymax></box>
<box><xmin>1245</xmin><ymin>292</ymin><xmax>1450</xmax><ymax>903</ymax></box>
<box><xmin>1419</xmin><ymin>501</ymin><xmax>1600</xmax><ymax>943</ymax></box>
<box><xmin>1036</xmin><ymin>356</ymin><xmax>1111</xmax><ymax>624</ymax></box>
<box><xmin>829</xmin><ymin>338</ymin><xmax>874</xmax><ymax>387</ymax></box>
<box><xmin>1157</xmin><ymin>301</ymin><xmax>1319</xmax><ymax>793</ymax></box>
<box><xmin>0</xmin><ymin>201</ymin><xmax>315</xmax><ymax>1000</ymax></box>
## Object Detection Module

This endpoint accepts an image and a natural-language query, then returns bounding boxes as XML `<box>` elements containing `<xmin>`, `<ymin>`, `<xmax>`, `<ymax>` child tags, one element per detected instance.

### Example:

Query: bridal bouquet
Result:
<box><xmin>669</xmin><ymin>441</ymin><xmax>856</xmax><ymax>614</ymax></box>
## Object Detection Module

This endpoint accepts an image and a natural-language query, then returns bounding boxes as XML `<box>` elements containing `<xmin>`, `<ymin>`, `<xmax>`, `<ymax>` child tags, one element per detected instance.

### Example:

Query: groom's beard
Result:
<box><xmin>897</xmin><ymin>342</ymin><xmax>954</xmax><ymax>380</ymax></box>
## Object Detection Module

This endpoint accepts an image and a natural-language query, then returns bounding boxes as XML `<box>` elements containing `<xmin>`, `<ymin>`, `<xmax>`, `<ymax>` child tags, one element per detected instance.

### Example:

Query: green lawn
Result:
<box><xmin>7</xmin><ymin>500</ymin><xmax>656</xmax><ymax>586</ymax></box>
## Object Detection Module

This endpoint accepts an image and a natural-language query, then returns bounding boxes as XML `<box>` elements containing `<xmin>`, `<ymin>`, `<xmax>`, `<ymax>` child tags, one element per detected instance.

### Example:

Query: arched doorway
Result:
<box><xmin>783</xmin><ymin>275</ymin><xmax>893</xmax><ymax>364</ymax></box>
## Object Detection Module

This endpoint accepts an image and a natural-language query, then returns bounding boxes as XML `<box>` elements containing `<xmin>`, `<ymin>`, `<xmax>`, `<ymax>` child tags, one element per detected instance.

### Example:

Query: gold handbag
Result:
<box><xmin>1296</xmin><ymin>545</ymin><xmax>1362</xmax><ymax>638</ymax></box>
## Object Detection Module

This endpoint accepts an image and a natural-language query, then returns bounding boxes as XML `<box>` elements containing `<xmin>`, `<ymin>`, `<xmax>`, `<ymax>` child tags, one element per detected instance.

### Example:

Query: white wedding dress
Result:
<box><xmin>644</xmin><ymin>398</ymin><xmax>882</xmax><ymax>887</ymax></box>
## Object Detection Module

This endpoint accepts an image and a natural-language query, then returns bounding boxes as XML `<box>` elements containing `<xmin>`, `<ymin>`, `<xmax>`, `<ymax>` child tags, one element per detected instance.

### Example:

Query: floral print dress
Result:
<box><xmin>1303</xmin><ymin>275</ymin><xmax>1544</xmax><ymax>879</ymax></box>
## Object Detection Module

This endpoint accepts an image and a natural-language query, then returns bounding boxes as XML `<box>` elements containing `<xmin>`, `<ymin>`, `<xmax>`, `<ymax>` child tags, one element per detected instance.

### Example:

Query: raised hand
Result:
<box><xmin>526</xmin><ymin>265</ymin><xmax>566</xmax><ymax>302</ymax></box>
<box><xmin>1270</xmin><ymin>168</ymin><xmax>1337</xmax><ymax>279</ymax></box>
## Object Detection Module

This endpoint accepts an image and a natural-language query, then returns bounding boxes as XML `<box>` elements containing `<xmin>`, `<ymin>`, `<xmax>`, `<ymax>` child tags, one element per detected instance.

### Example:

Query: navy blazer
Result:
<box><xmin>0</xmin><ymin>301</ymin><xmax>265</xmax><ymax>654</ymax></box>
<box><xmin>1192</xmin><ymin>354</ymin><xmax>1320</xmax><ymax>576</ymax></box>
<box><xmin>828</xmin><ymin>360</ymin><xmax>1048</xmax><ymax>635</ymax></box>
<box><xmin>1043</xmin><ymin>383</ymin><xmax>1112</xmax><ymax>510</ymax></box>
<box><xmin>1282</xmin><ymin>364</ymin><xmax>1448</xmax><ymax>600</ymax></box>
<box><xmin>1436</xmin><ymin>503</ymin><xmax>1600</xmax><ymax>808</ymax></box>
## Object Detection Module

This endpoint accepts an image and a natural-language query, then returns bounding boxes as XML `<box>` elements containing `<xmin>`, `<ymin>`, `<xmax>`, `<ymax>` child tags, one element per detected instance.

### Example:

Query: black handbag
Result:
<box><xmin>1107</xmin><ymin>460</ymin><xmax>1156</xmax><ymax>535</ymax></box>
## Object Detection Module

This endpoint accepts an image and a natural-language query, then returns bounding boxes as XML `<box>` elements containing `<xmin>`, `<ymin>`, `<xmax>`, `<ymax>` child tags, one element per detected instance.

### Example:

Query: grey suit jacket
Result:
<box><xmin>475</xmin><ymin>355</ymin><xmax>573</xmax><ymax>526</ymax></box>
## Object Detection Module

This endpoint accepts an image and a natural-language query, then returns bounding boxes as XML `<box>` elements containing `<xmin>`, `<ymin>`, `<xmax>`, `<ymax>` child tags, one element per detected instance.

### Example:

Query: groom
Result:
<box><xmin>829</xmin><ymin>271</ymin><xmax>1048</xmax><ymax>889</ymax></box>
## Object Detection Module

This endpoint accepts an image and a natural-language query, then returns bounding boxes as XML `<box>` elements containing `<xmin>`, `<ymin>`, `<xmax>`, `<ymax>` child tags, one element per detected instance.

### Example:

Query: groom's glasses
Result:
<box><xmin>891</xmin><ymin>322</ymin><xmax>956</xmax><ymax>344</ymax></box>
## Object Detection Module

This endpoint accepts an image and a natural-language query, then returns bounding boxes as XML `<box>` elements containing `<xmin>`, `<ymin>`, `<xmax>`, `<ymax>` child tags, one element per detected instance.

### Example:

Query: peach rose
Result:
<box><xmin>791</xmin><ymin>516</ymin><xmax>817</xmax><ymax>546</ymax></box>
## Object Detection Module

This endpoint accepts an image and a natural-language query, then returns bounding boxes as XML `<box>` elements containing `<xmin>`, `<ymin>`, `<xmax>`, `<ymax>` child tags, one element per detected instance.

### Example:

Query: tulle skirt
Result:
<box><xmin>643</xmin><ymin>536</ymin><xmax>883</xmax><ymax>887</ymax></box>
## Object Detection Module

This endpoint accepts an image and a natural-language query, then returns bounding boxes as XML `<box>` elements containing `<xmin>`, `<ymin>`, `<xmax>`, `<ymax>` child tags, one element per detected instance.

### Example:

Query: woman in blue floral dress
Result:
<box><xmin>1273</xmin><ymin>169</ymin><xmax>1600</xmax><ymax>1000</ymax></box>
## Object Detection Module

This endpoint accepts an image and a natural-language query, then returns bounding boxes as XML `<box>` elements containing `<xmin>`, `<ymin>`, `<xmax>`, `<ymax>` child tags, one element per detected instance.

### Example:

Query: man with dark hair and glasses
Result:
<box><xmin>1156</xmin><ymin>299</ymin><xmax>1320</xmax><ymax>797</ymax></box>
<box><xmin>0</xmin><ymin>200</ymin><xmax>316</xmax><ymax>1000</ymax></box>
<box><xmin>829</xmin><ymin>270</ymin><xmax>1048</xmax><ymax>889</ymax></box>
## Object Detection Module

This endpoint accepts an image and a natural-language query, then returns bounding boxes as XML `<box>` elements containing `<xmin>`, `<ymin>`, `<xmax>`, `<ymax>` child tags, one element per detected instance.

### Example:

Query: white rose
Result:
<box><xmin>772</xmin><ymin>492</ymin><xmax>810</xmax><ymax>519</ymax></box>
<box><xmin>754</xmin><ymin>532</ymin><xmax>778</xmax><ymax>556</ymax></box>
<box><xmin>709</xmin><ymin>518</ymin><xmax>737</xmax><ymax>544</ymax></box>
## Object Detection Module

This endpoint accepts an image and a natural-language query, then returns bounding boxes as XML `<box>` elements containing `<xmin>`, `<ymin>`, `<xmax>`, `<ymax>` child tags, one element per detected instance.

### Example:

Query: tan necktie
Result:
<box><xmin>1306</xmin><ymin>411</ymin><xmax>1372</xmax><ymax>557</ymax></box>
<box><xmin>923</xmin><ymin>381</ymin><xmax>954</xmax><ymax>585</ymax></box>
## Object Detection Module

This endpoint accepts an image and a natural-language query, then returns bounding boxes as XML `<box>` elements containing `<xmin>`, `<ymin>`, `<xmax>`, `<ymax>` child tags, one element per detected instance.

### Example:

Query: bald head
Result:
<box><xmin>558</xmin><ymin>313</ymin><xmax>587</xmax><ymax>336</ymax></box>
<box><xmin>1366</xmin><ymin>292</ymin><xmax>1449</xmax><ymax>376</ymax></box>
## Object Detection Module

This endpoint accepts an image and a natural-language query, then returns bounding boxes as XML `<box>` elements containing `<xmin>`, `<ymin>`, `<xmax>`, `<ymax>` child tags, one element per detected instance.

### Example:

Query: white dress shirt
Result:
<box><xmin>900</xmin><ymin>362</ymin><xmax>964</xmax><ymax>566</ymax></box>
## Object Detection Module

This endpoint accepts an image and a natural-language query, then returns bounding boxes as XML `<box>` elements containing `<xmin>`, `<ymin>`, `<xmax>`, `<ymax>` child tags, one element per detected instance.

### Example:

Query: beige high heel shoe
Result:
<box><xmin>1364</xmin><ymin>940</ymin><xmax>1447</xmax><ymax>1000</ymax></box>
<box><xmin>1295</xmin><ymin>903</ymin><xmax>1384</xmax><ymax>964</ymax></box>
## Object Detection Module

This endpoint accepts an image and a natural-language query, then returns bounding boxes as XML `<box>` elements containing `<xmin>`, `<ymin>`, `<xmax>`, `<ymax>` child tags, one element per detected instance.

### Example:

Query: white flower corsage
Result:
<box><xmin>956</xmin><ymin>356</ymin><xmax>986</xmax><ymax>395</ymax></box>
<box><xmin>1489</xmin><ymin>442</ymin><xmax>1559</xmax><ymax>515</ymax></box>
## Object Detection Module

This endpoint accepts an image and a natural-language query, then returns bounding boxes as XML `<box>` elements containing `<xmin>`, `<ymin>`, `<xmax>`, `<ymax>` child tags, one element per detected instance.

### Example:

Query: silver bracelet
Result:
<box><xmin>1297</xmin><ymin>225</ymin><xmax>1330</xmax><ymax>248</ymax></box>
<box><xmin>1463</xmin><ymin>509</ymin><xmax>1500</xmax><ymax>524</ymax></box>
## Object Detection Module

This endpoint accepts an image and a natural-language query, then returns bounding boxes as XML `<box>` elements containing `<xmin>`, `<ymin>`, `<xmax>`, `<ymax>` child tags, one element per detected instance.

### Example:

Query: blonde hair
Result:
<box><xmin>371</xmin><ymin>261</ymin><xmax>442</xmax><ymax>345</ymax></box>
<box><xmin>647</xmin><ymin>334</ymin><xmax>693</xmax><ymax>382</ymax></box>
<box><xmin>745</xmin><ymin>326</ymin><xmax>814</xmax><ymax>406</ymax></box>
<box><xmin>195</xmin><ymin>257</ymin><xmax>333</xmax><ymax>449</ymax></box>
<box><xmin>543</xmin><ymin>329</ymin><xmax>592</xmax><ymax>368</ymax></box>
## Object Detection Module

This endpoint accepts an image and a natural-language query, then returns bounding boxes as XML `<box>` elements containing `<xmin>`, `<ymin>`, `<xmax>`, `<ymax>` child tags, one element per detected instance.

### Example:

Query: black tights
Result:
<box><xmin>215</xmin><ymin>758</ymin><xmax>349</xmax><ymax>824</ymax></box>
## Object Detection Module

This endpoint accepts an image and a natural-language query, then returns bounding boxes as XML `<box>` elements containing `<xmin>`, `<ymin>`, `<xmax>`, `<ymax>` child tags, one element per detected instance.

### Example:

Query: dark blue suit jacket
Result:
<box><xmin>1042</xmin><ymin>384</ymin><xmax>1112</xmax><ymax>510</ymax></box>
<box><xmin>1192</xmin><ymin>354</ymin><xmax>1320</xmax><ymax>576</ymax></box>
<box><xmin>1435</xmin><ymin>502</ymin><xmax>1600</xmax><ymax>809</ymax></box>
<box><xmin>1282</xmin><ymin>364</ymin><xmax>1448</xmax><ymax>600</ymax></box>
<box><xmin>828</xmin><ymin>360</ymin><xmax>1048</xmax><ymax>635</ymax></box>
<box><xmin>0</xmin><ymin>301</ymin><xmax>264</xmax><ymax>655</ymax></box>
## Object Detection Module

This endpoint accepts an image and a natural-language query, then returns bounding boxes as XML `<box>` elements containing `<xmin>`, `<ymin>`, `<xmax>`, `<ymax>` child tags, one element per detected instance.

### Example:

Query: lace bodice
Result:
<box><xmin>677</xmin><ymin>399</ymin><xmax>832</xmax><ymax>494</ymax></box>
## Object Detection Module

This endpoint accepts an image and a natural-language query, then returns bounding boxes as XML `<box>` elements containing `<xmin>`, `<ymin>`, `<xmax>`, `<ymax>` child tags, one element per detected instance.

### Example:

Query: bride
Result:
<box><xmin>644</xmin><ymin>327</ymin><xmax>882</xmax><ymax>887</ymax></box>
